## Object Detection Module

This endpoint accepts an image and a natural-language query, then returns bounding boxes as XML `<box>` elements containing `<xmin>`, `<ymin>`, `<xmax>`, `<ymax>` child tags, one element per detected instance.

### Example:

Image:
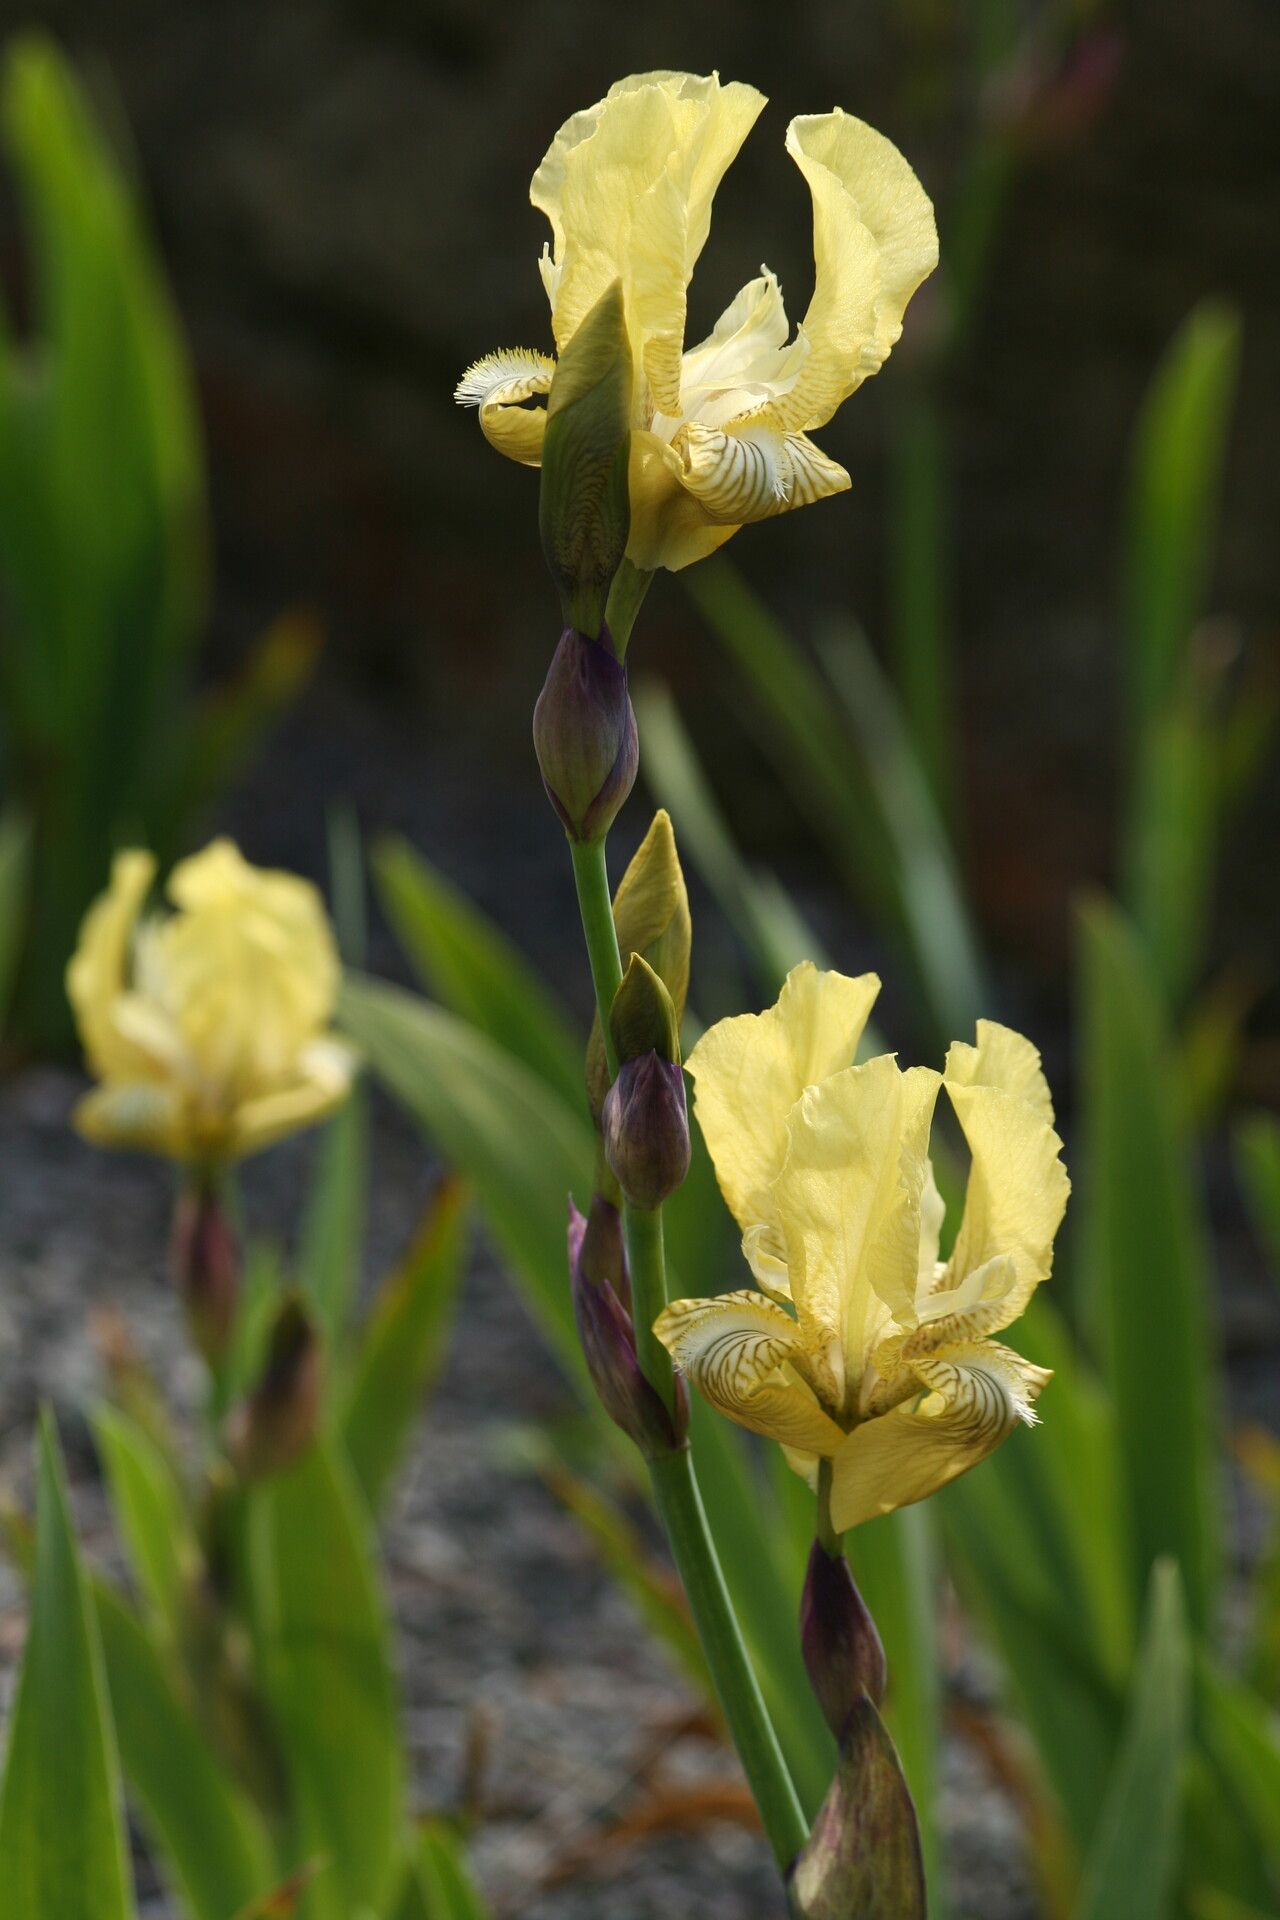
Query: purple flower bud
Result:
<box><xmin>570</xmin><ymin>1196</ymin><xmax>686</xmax><ymax>1456</ymax></box>
<box><xmin>171</xmin><ymin>1181</ymin><xmax>239</xmax><ymax>1367</ymax></box>
<box><xmin>224</xmin><ymin>1295</ymin><xmax>322</xmax><ymax>1481</ymax></box>
<box><xmin>601</xmin><ymin>1051</ymin><xmax>690</xmax><ymax>1211</ymax></box>
<box><xmin>533</xmin><ymin>627</ymin><xmax>638</xmax><ymax>842</ymax></box>
<box><xmin>801</xmin><ymin>1540</ymin><xmax>888</xmax><ymax>1738</ymax></box>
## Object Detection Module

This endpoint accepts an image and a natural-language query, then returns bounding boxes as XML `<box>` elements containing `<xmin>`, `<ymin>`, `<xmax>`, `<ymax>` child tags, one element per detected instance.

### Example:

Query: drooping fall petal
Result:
<box><xmin>829</xmin><ymin>1340</ymin><xmax>1051</xmax><ymax>1531</ymax></box>
<box><xmin>654</xmin><ymin>1289</ymin><xmax>846</xmax><ymax>1455</ymax></box>
<box><xmin>454</xmin><ymin>349</ymin><xmax>556</xmax><ymax>466</ymax></box>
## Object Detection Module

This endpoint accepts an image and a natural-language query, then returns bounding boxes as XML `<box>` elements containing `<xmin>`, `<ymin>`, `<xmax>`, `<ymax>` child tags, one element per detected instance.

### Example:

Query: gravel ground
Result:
<box><xmin>0</xmin><ymin>1060</ymin><xmax>1041</xmax><ymax>1920</ymax></box>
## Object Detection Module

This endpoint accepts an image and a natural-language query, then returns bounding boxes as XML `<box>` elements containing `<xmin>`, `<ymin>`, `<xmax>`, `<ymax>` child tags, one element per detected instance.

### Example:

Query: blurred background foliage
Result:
<box><xmin>0</xmin><ymin>3</ymin><xmax>1278</xmax><ymax>1918</ymax></box>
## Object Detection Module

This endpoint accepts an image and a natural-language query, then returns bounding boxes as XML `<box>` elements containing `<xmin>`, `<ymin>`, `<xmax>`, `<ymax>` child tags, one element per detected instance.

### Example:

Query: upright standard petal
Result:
<box><xmin>940</xmin><ymin>1022</ymin><xmax>1070</xmax><ymax>1330</ymax></box>
<box><xmin>775</xmin><ymin>1058</ymin><xmax>941</xmax><ymax>1389</ymax></box>
<box><xmin>531</xmin><ymin>72</ymin><xmax>765</xmax><ymax>406</ymax></box>
<box><xmin>829</xmin><ymin>1340</ymin><xmax>1051</xmax><ymax>1531</ymax></box>
<box><xmin>655</xmin><ymin>1290</ymin><xmax>846</xmax><ymax>1455</ymax></box>
<box><xmin>65</xmin><ymin>849</ymin><xmax>158</xmax><ymax>1082</ymax></box>
<box><xmin>687</xmin><ymin>962</ymin><xmax>880</xmax><ymax>1235</ymax></box>
<box><xmin>761</xmin><ymin>110</ymin><xmax>938</xmax><ymax>434</ymax></box>
<box><xmin>454</xmin><ymin>349</ymin><xmax>557</xmax><ymax>466</ymax></box>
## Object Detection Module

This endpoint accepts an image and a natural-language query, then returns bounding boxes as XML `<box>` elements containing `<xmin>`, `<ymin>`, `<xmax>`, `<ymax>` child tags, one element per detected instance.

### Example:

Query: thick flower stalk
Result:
<box><xmin>457</xmin><ymin>70</ymin><xmax>938</xmax><ymax>576</ymax></box>
<box><xmin>656</xmin><ymin>963</ymin><xmax>1070</xmax><ymax>1534</ymax></box>
<box><xmin>66</xmin><ymin>839</ymin><xmax>355</xmax><ymax>1165</ymax></box>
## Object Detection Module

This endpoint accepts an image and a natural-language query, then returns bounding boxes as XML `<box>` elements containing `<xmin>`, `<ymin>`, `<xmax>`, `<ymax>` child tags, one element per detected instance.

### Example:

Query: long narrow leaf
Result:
<box><xmin>342</xmin><ymin>1176</ymin><xmax>469</xmax><ymax>1516</ymax></box>
<box><xmin>298</xmin><ymin>1089</ymin><xmax>368</xmax><ymax>1352</ymax></box>
<box><xmin>339</xmin><ymin>973</ymin><xmax>594</xmax><ymax>1390</ymax></box>
<box><xmin>0</xmin><ymin>1411</ymin><xmax>135</xmax><ymax>1919</ymax></box>
<box><xmin>684</xmin><ymin>558</ymin><xmax>981</xmax><ymax>1041</ymax></box>
<box><xmin>634</xmin><ymin>677</ymin><xmax>826</xmax><ymax>993</ymax></box>
<box><xmin>247</xmin><ymin>1442</ymin><xmax>402</xmax><ymax>1920</ymax></box>
<box><xmin>1078</xmin><ymin>900</ymin><xmax>1219</xmax><ymax>1630</ymax></box>
<box><xmin>1236</xmin><ymin>1114</ymin><xmax>1280</xmax><ymax>1285</ymax></box>
<box><xmin>91</xmin><ymin>1402</ymin><xmax>198</xmax><ymax>1642</ymax></box>
<box><xmin>95</xmin><ymin>1582</ymin><xmax>275</xmax><ymax>1920</ymax></box>
<box><xmin>374</xmin><ymin>835</ymin><xmax>584</xmax><ymax>1113</ymax></box>
<box><xmin>1075</xmin><ymin>1560</ymin><xmax>1190</xmax><ymax>1920</ymax></box>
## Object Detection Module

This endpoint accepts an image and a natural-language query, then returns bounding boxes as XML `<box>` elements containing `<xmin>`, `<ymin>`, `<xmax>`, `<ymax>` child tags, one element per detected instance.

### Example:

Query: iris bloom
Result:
<box><xmin>456</xmin><ymin>71</ymin><xmax>937</xmax><ymax>573</ymax></box>
<box><xmin>67</xmin><ymin>839</ymin><xmax>355</xmax><ymax>1165</ymax></box>
<box><xmin>655</xmin><ymin>965</ymin><xmax>1069</xmax><ymax>1532</ymax></box>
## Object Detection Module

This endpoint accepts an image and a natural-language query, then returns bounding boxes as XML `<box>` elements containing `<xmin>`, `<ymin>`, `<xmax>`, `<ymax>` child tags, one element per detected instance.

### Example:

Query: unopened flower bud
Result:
<box><xmin>533</xmin><ymin>627</ymin><xmax>638</xmax><ymax>842</ymax></box>
<box><xmin>800</xmin><ymin>1540</ymin><xmax>887</xmax><ymax>1738</ymax></box>
<box><xmin>602</xmin><ymin>1052</ymin><xmax>691</xmax><ymax>1211</ymax></box>
<box><xmin>539</xmin><ymin>280</ymin><xmax>632</xmax><ymax>638</ymax></box>
<box><xmin>224</xmin><ymin>1295</ymin><xmax>322</xmax><ymax>1480</ymax></box>
<box><xmin>570</xmin><ymin>1197</ymin><xmax>686</xmax><ymax>1456</ymax></box>
<box><xmin>171</xmin><ymin>1180</ymin><xmax>239</xmax><ymax>1367</ymax></box>
<box><xmin>786</xmin><ymin>1693</ymin><xmax>926</xmax><ymax>1920</ymax></box>
<box><xmin>586</xmin><ymin>812</ymin><xmax>691</xmax><ymax>1122</ymax></box>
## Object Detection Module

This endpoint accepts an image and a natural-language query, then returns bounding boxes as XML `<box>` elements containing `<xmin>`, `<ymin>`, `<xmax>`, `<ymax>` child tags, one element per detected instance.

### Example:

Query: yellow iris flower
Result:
<box><xmin>66</xmin><ymin>839</ymin><xmax>355</xmax><ymax>1165</ymax></box>
<box><xmin>655</xmin><ymin>964</ymin><xmax>1070</xmax><ymax>1532</ymax></box>
<box><xmin>456</xmin><ymin>71</ymin><xmax>937</xmax><ymax>573</ymax></box>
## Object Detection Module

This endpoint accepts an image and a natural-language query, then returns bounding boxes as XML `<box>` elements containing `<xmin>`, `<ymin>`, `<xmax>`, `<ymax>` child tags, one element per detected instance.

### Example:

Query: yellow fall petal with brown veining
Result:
<box><xmin>656</xmin><ymin>968</ymin><xmax>1070</xmax><ymax>1531</ymax></box>
<box><xmin>456</xmin><ymin>72</ymin><xmax>937</xmax><ymax>573</ymax></box>
<box><xmin>66</xmin><ymin>840</ymin><xmax>356</xmax><ymax>1166</ymax></box>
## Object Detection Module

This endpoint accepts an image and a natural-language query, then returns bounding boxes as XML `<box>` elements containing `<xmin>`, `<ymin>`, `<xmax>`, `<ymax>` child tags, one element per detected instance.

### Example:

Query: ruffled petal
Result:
<box><xmin>66</xmin><ymin>850</ymin><xmax>160</xmax><ymax>1083</ymax></box>
<box><xmin>455</xmin><ymin>349</ymin><xmax>556</xmax><ymax>467</ymax></box>
<box><xmin>531</xmin><ymin>72</ymin><xmax>765</xmax><ymax>399</ymax></box>
<box><xmin>830</xmin><ymin>1339</ymin><xmax>1051</xmax><ymax>1530</ymax></box>
<box><xmin>941</xmin><ymin>1022</ymin><xmax>1070</xmax><ymax>1333</ymax></box>
<box><xmin>758</xmin><ymin>110</ymin><xmax>937</xmax><ymax>434</ymax></box>
<box><xmin>686</xmin><ymin>962</ymin><xmax>880</xmax><ymax>1236</ymax></box>
<box><xmin>654</xmin><ymin>1290</ymin><xmax>846</xmax><ymax>1454</ymax></box>
<box><xmin>774</xmin><ymin>1057</ymin><xmax>941</xmax><ymax>1382</ymax></box>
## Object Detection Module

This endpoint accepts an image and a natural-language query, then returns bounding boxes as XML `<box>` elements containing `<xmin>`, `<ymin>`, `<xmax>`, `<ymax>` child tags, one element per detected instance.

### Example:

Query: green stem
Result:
<box><xmin>651</xmin><ymin>1447</ymin><xmax>809</xmax><ymax>1866</ymax></box>
<box><xmin>621</xmin><ymin>1202</ymin><xmax>676</xmax><ymax>1416</ymax></box>
<box><xmin>567</xmin><ymin>826</ymin><xmax>808</xmax><ymax>1868</ymax></box>
<box><xmin>816</xmin><ymin>1458</ymin><xmax>839</xmax><ymax>1558</ymax></box>
<box><xmin>569</xmin><ymin>838</ymin><xmax>623</xmax><ymax>1078</ymax></box>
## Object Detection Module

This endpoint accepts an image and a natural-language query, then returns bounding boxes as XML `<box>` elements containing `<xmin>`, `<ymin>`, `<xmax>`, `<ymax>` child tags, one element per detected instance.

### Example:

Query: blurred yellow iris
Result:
<box><xmin>656</xmin><ymin>964</ymin><xmax>1070</xmax><ymax>1532</ymax></box>
<box><xmin>456</xmin><ymin>70</ymin><xmax>937</xmax><ymax>573</ymax></box>
<box><xmin>66</xmin><ymin>839</ymin><xmax>355</xmax><ymax>1166</ymax></box>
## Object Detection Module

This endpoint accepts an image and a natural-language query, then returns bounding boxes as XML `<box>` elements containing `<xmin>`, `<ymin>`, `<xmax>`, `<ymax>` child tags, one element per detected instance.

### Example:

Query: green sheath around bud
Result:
<box><xmin>786</xmin><ymin>1692</ymin><xmax>926</xmax><ymax>1919</ymax></box>
<box><xmin>609</xmin><ymin>953</ymin><xmax>680</xmax><ymax>1065</ymax></box>
<box><xmin>539</xmin><ymin>280</ymin><xmax>632</xmax><ymax>639</ymax></box>
<box><xmin>533</xmin><ymin>627</ymin><xmax>638</xmax><ymax>842</ymax></box>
